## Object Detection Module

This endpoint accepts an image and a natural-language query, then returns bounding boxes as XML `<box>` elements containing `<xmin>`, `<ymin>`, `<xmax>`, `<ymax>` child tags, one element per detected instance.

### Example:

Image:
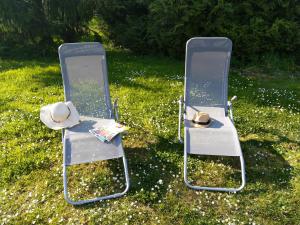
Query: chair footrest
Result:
<box><xmin>186</xmin><ymin>128</ymin><xmax>241</xmax><ymax>156</ymax></box>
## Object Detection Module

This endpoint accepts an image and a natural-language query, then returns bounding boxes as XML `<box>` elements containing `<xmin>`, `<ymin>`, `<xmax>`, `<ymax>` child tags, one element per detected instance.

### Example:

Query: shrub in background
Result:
<box><xmin>0</xmin><ymin>0</ymin><xmax>95</xmax><ymax>46</ymax></box>
<box><xmin>0</xmin><ymin>0</ymin><xmax>298</xmax><ymax>60</ymax></box>
<box><xmin>95</xmin><ymin>0</ymin><xmax>150</xmax><ymax>52</ymax></box>
<box><xmin>96</xmin><ymin>0</ymin><xmax>299</xmax><ymax>60</ymax></box>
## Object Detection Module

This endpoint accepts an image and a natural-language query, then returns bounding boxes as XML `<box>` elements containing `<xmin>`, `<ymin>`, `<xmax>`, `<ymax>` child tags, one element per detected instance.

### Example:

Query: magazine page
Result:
<box><xmin>89</xmin><ymin>122</ymin><xmax>129</xmax><ymax>143</ymax></box>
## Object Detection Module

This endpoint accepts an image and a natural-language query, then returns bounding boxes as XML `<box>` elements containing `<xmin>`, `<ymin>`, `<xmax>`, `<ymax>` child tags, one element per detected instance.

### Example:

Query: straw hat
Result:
<box><xmin>191</xmin><ymin>111</ymin><xmax>212</xmax><ymax>128</ymax></box>
<box><xmin>40</xmin><ymin>101</ymin><xmax>80</xmax><ymax>130</ymax></box>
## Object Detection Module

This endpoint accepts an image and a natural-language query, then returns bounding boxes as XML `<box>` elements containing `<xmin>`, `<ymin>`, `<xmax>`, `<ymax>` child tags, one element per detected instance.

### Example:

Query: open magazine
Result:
<box><xmin>89</xmin><ymin>122</ymin><xmax>129</xmax><ymax>143</ymax></box>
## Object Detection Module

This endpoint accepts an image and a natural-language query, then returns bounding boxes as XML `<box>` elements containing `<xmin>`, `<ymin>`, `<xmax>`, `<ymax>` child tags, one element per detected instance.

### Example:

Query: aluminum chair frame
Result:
<box><xmin>178</xmin><ymin>37</ymin><xmax>246</xmax><ymax>192</ymax></box>
<box><xmin>58</xmin><ymin>43</ymin><xmax>130</xmax><ymax>205</ymax></box>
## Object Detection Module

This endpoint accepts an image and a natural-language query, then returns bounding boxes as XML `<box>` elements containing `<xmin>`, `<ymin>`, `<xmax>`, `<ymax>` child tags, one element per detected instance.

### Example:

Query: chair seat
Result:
<box><xmin>184</xmin><ymin>107</ymin><xmax>241</xmax><ymax>156</ymax></box>
<box><xmin>64</xmin><ymin>117</ymin><xmax>124</xmax><ymax>165</ymax></box>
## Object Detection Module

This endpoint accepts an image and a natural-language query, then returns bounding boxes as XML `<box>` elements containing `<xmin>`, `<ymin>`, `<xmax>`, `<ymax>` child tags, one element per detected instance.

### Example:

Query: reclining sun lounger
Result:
<box><xmin>58</xmin><ymin>42</ymin><xmax>130</xmax><ymax>205</ymax></box>
<box><xmin>178</xmin><ymin>37</ymin><xmax>246</xmax><ymax>192</ymax></box>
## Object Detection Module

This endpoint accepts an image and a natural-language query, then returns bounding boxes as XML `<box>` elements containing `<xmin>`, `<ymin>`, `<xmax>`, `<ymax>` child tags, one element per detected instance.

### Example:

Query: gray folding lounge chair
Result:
<box><xmin>178</xmin><ymin>37</ymin><xmax>246</xmax><ymax>192</ymax></box>
<box><xmin>58</xmin><ymin>42</ymin><xmax>129</xmax><ymax>205</ymax></box>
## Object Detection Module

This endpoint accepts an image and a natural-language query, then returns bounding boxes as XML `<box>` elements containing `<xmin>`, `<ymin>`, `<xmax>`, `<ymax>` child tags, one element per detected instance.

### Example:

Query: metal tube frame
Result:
<box><xmin>62</xmin><ymin>99</ymin><xmax>130</xmax><ymax>205</ymax></box>
<box><xmin>180</xmin><ymin>98</ymin><xmax>246</xmax><ymax>192</ymax></box>
<box><xmin>178</xmin><ymin>96</ymin><xmax>183</xmax><ymax>143</ymax></box>
<box><xmin>63</xmin><ymin>155</ymin><xmax>130</xmax><ymax>205</ymax></box>
<box><xmin>183</xmin><ymin>148</ymin><xmax>246</xmax><ymax>192</ymax></box>
<box><xmin>228</xmin><ymin>101</ymin><xmax>234</xmax><ymax>122</ymax></box>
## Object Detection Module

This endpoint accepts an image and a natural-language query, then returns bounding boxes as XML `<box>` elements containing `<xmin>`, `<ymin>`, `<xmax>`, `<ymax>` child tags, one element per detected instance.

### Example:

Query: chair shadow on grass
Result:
<box><xmin>70</xmin><ymin>135</ymin><xmax>182</xmax><ymax>208</ymax></box>
<box><xmin>184</xmin><ymin>136</ymin><xmax>293</xmax><ymax>194</ymax></box>
<box><xmin>240</xmin><ymin>137</ymin><xmax>295</xmax><ymax>195</ymax></box>
<box><xmin>67</xmin><ymin>128</ymin><xmax>295</xmax><ymax>208</ymax></box>
<box><xmin>171</xmin><ymin>122</ymin><xmax>294</xmax><ymax>194</ymax></box>
<box><xmin>124</xmin><ymin>137</ymin><xmax>182</xmax><ymax>195</ymax></box>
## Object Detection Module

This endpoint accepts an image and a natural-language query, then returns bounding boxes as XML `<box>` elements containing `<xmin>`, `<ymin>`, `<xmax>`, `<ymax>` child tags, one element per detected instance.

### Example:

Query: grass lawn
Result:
<box><xmin>0</xmin><ymin>50</ymin><xmax>299</xmax><ymax>225</ymax></box>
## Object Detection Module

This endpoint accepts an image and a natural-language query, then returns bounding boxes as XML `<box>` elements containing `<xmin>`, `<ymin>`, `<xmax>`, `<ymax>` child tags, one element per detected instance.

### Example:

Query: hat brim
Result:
<box><xmin>190</xmin><ymin>118</ymin><xmax>213</xmax><ymax>128</ymax></box>
<box><xmin>40</xmin><ymin>101</ymin><xmax>80</xmax><ymax>130</ymax></box>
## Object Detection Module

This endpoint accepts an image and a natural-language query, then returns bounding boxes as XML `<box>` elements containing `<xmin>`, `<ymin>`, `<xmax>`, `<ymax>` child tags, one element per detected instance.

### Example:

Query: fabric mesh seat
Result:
<box><xmin>184</xmin><ymin>106</ymin><xmax>241</xmax><ymax>156</ymax></box>
<box><xmin>64</xmin><ymin>117</ymin><xmax>124</xmax><ymax>165</ymax></box>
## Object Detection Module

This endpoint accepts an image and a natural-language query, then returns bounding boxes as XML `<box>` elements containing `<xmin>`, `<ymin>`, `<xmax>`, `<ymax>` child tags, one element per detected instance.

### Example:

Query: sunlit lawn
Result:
<box><xmin>0</xmin><ymin>51</ymin><xmax>299</xmax><ymax>224</ymax></box>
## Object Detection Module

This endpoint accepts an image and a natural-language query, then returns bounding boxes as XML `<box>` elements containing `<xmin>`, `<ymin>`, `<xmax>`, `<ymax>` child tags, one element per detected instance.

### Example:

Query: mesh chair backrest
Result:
<box><xmin>58</xmin><ymin>43</ymin><xmax>112</xmax><ymax>118</ymax></box>
<box><xmin>184</xmin><ymin>37</ymin><xmax>232</xmax><ymax>114</ymax></box>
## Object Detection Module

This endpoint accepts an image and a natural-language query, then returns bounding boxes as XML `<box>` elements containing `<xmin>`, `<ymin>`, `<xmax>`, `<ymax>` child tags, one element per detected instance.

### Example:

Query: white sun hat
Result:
<box><xmin>40</xmin><ymin>101</ymin><xmax>80</xmax><ymax>130</ymax></box>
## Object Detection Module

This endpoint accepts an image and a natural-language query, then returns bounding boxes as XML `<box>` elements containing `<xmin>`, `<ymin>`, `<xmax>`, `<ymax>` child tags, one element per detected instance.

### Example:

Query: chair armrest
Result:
<box><xmin>228</xmin><ymin>96</ymin><xmax>237</xmax><ymax>122</ymax></box>
<box><xmin>113</xmin><ymin>98</ymin><xmax>119</xmax><ymax>121</ymax></box>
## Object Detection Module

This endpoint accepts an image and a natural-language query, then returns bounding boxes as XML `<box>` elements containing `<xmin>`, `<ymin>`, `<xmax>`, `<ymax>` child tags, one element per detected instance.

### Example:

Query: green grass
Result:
<box><xmin>0</xmin><ymin>51</ymin><xmax>299</xmax><ymax>225</ymax></box>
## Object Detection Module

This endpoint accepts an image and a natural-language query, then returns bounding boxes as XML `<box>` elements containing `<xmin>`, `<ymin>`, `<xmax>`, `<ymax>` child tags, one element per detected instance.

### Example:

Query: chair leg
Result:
<box><xmin>183</xmin><ymin>148</ymin><xmax>246</xmax><ymax>192</ymax></box>
<box><xmin>178</xmin><ymin>96</ymin><xmax>183</xmax><ymax>143</ymax></box>
<box><xmin>63</xmin><ymin>156</ymin><xmax>130</xmax><ymax>205</ymax></box>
